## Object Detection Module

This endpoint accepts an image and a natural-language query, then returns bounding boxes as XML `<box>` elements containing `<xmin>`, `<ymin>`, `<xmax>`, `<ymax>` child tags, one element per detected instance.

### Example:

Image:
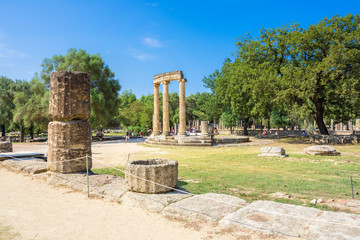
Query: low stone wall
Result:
<box><xmin>0</xmin><ymin>142</ymin><xmax>13</xmax><ymax>153</ymax></box>
<box><xmin>309</xmin><ymin>134</ymin><xmax>359</xmax><ymax>144</ymax></box>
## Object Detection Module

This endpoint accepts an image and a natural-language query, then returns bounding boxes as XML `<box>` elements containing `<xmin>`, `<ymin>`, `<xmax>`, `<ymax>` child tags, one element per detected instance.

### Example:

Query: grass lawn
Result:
<box><xmin>93</xmin><ymin>137</ymin><xmax>360</xmax><ymax>211</ymax></box>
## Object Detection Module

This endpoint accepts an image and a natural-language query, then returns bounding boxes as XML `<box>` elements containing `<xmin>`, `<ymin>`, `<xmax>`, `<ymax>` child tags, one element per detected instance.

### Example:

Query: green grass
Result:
<box><xmin>0</xmin><ymin>223</ymin><xmax>19</xmax><ymax>240</ymax></box>
<box><xmin>93</xmin><ymin>137</ymin><xmax>360</xmax><ymax>210</ymax></box>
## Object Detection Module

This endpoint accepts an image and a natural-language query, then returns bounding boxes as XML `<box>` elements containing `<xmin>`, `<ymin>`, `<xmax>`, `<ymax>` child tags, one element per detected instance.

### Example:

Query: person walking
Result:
<box><xmin>125</xmin><ymin>128</ymin><xmax>130</xmax><ymax>143</ymax></box>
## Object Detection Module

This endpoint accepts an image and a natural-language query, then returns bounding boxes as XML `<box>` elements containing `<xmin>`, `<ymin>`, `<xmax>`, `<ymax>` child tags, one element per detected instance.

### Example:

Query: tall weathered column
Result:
<box><xmin>178</xmin><ymin>78</ymin><xmax>187</xmax><ymax>135</ymax></box>
<box><xmin>48</xmin><ymin>71</ymin><xmax>92</xmax><ymax>173</ymax></box>
<box><xmin>162</xmin><ymin>81</ymin><xmax>170</xmax><ymax>135</ymax></box>
<box><xmin>152</xmin><ymin>83</ymin><xmax>160</xmax><ymax>135</ymax></box>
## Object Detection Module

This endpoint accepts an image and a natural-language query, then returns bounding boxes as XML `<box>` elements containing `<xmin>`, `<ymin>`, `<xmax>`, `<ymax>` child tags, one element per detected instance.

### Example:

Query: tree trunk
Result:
<box><xmin>20</xmin><ymin>125</ymin><xmax>24</xmax><ymax>142</ymax></box>
<box><xmin>1</xmin><ymin>125</ymin><xmax>5</xmax><ymax>137</ymax></box>
<box><xmin>314</xmin><ymin>100</ymin><xmax>329</xmax><ymax>135</ymax></box>
<box><xmin>243</xmin><ymin>117</ymin><xmax>249</xmax><ymax>136</ymax></box>
<box><xmin>29</xmin><ymin>125</ymin><xmax>34</xmax><ymax>139</ymax></box>
<box><xmin>267</xmin><ymin>117</ymin><xmax>271</xmax><ymax>131</ymax></box>
<box><xmin>260</xmin><ymin>118</ymin><xmax>263</xmax><ymax>131</ymax></box>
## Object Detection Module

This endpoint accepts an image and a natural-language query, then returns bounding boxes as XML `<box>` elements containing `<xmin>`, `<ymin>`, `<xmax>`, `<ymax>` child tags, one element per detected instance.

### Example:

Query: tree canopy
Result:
<box><xmin>41</xmin><ymin>48</ymin><xmax>121</xmax><ymax>129</ymax></box>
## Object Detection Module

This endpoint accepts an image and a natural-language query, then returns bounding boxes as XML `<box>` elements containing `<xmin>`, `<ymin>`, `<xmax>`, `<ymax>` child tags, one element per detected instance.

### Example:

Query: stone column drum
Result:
<box><xmin>48</xmin><ymin>71</ymin><xmax>92</xmax><ymax>173</ymax></box>
<box><xmin>201</xmin><ymin>121</ymin><xmax>209</xmax><ymax>136</ymax></box>
<box><xmin>178</xmin><ymin>79</ymin><xmax>187</xmax><ymax>135</ymax></box>
<box><xmin>162</xmin><ymin>81</ymin><xmax>170</xmax><ymax>135</ymax></box>
<box><xmin>152</xmin><ymin>83</ymin><xmax>160</xmax><ymax>135</ymax></box>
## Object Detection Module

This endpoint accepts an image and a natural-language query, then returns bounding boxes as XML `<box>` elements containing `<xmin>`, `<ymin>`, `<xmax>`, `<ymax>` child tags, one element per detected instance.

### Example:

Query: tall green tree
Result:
<box><xmin>12</xmin><ymin>76</ymin><xmax>49</xmax><ymax>140</ymax></box>
<box><xmin>281</xmin><ymin>14</ymin><xmax>360</xmax><ymax>134</ymax></box>
<box><xmin>41</xmin><ymin>48</ymin><xmax>121</xmax><ymax>129</ymax></box>
<box><xmin>0</xmin><ymin>77</ymin><xmax>15</xmax><ymax>137</ymax></box>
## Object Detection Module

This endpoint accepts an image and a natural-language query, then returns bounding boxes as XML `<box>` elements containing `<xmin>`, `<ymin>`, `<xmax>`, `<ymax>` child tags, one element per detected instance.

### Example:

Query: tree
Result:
<box><xmin>0</xmin><ymin>77</ymin><xmax>15</xmax><ymax>137</ymax></box>
<box><xmin>12</xmin><ymin>76</ymin><xmax>49</xmax><ymax>140</ymax></box>
<box><xmin>41</xmin><ymin>48</ymin><xmax>121</xmax><ymax>129</ymax></box>
<box><xmin>280</xmin><ymin>14</ymin><xmax>360</xmax><ymax>134</ymax></box>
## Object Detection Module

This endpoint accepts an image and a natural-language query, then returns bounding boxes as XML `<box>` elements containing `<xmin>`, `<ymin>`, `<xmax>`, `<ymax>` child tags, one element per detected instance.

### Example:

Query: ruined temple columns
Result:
<box><xmin>178</xmin><ymin>78</ymin><xmax>187</xmax><ymax>135</ymax></box>
<box><xmin>152</xmin><ymin>83</ymin><xmax>160</xmax><ymax>135</ymax></box>
<box><xmin>48</xmin><ymin>71</ymin><xmax>92</xmax><ymax>173</ymax></box>
<box><xmin>162</xmin><ymin>81</ymin><xmax>170</xmax><ymax>135</ymax></box>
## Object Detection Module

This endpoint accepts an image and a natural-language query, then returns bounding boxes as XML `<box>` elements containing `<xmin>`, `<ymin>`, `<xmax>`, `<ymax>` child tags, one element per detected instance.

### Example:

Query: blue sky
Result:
<box><xmin>0</xmin><ymin>0</ymin><xmax>358</xmax><ymax>97</ymax></box>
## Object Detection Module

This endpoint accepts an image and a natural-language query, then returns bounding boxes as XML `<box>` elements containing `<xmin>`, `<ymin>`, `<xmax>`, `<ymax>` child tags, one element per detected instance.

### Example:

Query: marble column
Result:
<box><xmin>178</xmin><ymin>78</ymin><xmax>187</xmax><ymax>135</ymax></box>
<box><xmin>162</xmin><ymin>81</ymin><xmax>170</xmax><ymax>135</ymax></box>
<box><xmin>152</xmin><ymin>83</ymin><xmax>160</xmax><ymax>135</ymax></box>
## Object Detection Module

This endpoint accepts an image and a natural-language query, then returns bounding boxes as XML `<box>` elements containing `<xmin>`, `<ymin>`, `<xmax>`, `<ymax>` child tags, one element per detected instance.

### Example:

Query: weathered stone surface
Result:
<box><xmin>258</xmin><ymin>147</ymin><xmax>288</xmax><ymax>157</ymax></box>
<box><xmin>47</xmin><ymin>121</ymin><xmax>92</xmax><ymax>173</ymax></box>
<box><xmin>201</xmin><ymin>121</ymin><xmax>209</xmax><ymax>136</ymax></box>
<box><xmin>47</xmin><ymin>173</ymin><xmax>127</xmax><ymax>200</ymax></box>
<box><xmin>49</xmin><ymin>71</ymin><xmax>90</xmax><ymax>121</ymax></box>
<box><xmin>304</xmin><ymin>145</ymin><xmax>340</xmax><ymax>156</ymax></box>
<box><xmin>0</xmin><ymin>142</ymin><xmax>12</xmax><ymax>153</ymax></box>
<box><xmin>162</xmin><ymin>193</ymin><xmax>247</xmax><ymax>222</ymax></box>
<box><xmin>120</xmin><ymin>188</ymin><xmax>191</xmax><ymax>212</ymax></box>
<box><xmin>153</xmin><ymin>71</ymin><xmax>184</xmax><ymax>84</ymax></box>
<box><xmin>2</xmin><ymin>158</ymin><xmax>47</xmax><ymax>174</ymax></box>
<box><xmin>125</xmin><ymin>159</ymin><xmax>178</xmax><ymax>193</ymax></box>
<box><xmin>220</xmin><ymin>200</ymin><xmax>360</xmax><ymax>239</ymax></box>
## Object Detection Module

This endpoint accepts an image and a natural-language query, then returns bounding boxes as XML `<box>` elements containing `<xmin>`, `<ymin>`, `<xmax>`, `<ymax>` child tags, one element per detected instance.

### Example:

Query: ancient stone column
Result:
<box><xmin>162</xmin><ymin>81</ymin><xmax>170</xmax><ymax>135</ymax></box>
<box><xmin>201</xmin><ymin>121</ymin><xmax>209</xmax><ymax>136</ymax></box>
<box><xmin>178</xmin><ymin>78</ymin><xmax>187</xmax><ymax>135</ymax></box>
<box><xmin>152</xmin><ymin>83</ymin><xmax>160</xmax><ymax>135</ymax></box>
<box><xmin>48</xmin><ymin>71</ymin><xmax>92</xmax><ymax>173</ymax></box>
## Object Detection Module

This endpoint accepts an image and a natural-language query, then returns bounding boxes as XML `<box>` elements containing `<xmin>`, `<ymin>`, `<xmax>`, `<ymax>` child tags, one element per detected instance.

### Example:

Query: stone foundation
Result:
<box><xmin>125</xmin><ymin>159</ymin><xmax>178</xmax><ymax>193</ymax></box>
<box><xmin>309</xmin><ymin>134</ymin><xmax>359</xmax><ymax>144</ymax></box>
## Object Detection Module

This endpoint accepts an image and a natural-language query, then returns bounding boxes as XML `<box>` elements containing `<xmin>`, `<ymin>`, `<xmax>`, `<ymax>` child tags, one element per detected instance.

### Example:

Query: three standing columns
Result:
<box><xmin>152</xmin><ymin>78</ymin><xmax>186</xmax><ymax>136</ymax></box>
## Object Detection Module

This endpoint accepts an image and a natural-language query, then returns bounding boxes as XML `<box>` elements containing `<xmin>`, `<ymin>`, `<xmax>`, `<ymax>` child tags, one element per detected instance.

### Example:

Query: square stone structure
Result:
<box><xmin>49</xmin><ymin>71</ymin><xmax>90</xmax><ymax>121</ymax></box>
<box><xmin>48</xmin><ymin>121</ymin><xmax>92</xmax><ymax>173</ymax></box>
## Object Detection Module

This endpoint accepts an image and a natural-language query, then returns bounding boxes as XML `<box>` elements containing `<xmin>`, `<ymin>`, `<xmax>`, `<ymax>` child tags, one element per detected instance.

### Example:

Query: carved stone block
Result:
<box><xmin>49</xmin><ymin>71</ymin><xmax>90</xmax><ymax>121</ymax></box>
<box><xmin>47</xmin><ymin>121</ymin><xmax>92</xmax><ymax>173</ymax></box>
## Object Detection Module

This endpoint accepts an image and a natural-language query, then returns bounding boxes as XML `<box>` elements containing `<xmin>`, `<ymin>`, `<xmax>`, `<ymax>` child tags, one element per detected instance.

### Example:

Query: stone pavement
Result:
<box><xmin>1</xmin><ymin>158</ymin><xmax>360</xmax><ymax>240</ymax></box>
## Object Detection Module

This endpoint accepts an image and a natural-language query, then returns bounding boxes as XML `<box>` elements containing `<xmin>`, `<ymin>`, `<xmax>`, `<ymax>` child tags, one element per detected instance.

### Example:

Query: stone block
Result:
<box><xmin>304</xmin><ymin>145</ymin><xmax>340</xmax><ymax>156</ymax></box>
<box><xmin>258</xmin><ymin>147</ymin><xmax>287</xmax><ymax>157</ymax></box>
<box><xmin>0</xmin><ymin>142</ymin><xmax>12</xmax><ymax>153</ymax></box>
<box><xmin>163</xmin><ymin>193</ymin><xmax>247</xmax><ymax>222</ymax></box>
<box><xmin>125</xmin><ymin>159</ymin><xmax>178</xmax><ymax>193</ymax></box>
<box><xmin>49</xmin><ymin>71</ymin><xmax>90</xmax><ymax>121</ymax></box>
<box><xmin>47</xmin><ymin>121</ymin><xmax>92</xmax><ymax>173</ymax></box>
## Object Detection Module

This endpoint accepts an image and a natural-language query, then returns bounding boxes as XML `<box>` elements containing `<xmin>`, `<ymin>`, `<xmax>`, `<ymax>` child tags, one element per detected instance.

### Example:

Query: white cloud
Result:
<box><xmin>143</xmin><ymin>37</ymin><xmax>162</xmax><ymax>48</ymax></box>
<box><xmin>127</xmin><ymin>48</ymin><xmax>156</xmax><ymax>61</ymax></box>
<box><xmin>0</xmin><ymin>43</ymin><xmax>27</xmax><ymax>59</ymax></box>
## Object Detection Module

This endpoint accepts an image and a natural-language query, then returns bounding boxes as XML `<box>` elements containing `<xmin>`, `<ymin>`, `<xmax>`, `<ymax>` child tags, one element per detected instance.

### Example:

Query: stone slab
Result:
<box><xmin>304</xmin><ymin>145</ymin><xmax>340</xmax><ymax>156</ymax></box>
<box><xmin>0</xmin><ymin>152</ymin><xmax>45</xmax><ymax>161</ymax></box>
<box><xmin>47</xmin><ymin>173</ymin><xmax>127</xmax><ymax>201</ymax></box>
<box><xmin>162</xmin><ymin>193</ymin><xmax>247</xmax><ymax>222</ymax></box>
<box><xmin>2</xmin><ymin>158</ymin><xmax>47</xmax><ymax>174</ymax></box>
<box><xmin>121</xmin><ymin>188</ymin><xmax>191</xmax><ymax>213</ymax></box>
<box><xmin>258</xmin><ymin>147</ymin><xmax>288</xmax><ymax>157</ymax></box>
<box><xmin>219</xmin><ymin>200</ymin><xmax>360</xmax><ymax>239</ymax></box>
<box><xmin>0</xmin><ymin>142</ymin><xmax>13</xmax><ymax>153</ymax></box>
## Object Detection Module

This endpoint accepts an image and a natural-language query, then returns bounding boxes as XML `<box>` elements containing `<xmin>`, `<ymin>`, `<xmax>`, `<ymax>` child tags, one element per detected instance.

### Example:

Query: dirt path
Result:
<box><xmin>1</xmin><ymin>167</ymin><xmax>243</xmax><ymax>240</ymax></box>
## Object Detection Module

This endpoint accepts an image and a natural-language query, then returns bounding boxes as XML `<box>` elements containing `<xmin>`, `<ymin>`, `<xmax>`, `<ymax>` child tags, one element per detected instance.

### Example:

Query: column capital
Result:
<box><xmin>177</xmin><ymin>78</ymin><xmax>187</xmax><ymax>83</ymax></box>
<box><xmin>162</xmin><ymin>81</ymin><xmax>170</xmax><ymax>85</ymax></box>
<box><xmin>153</xmin><ymin>83</ymin><xmax>160</xmax><ymax>88</ymax></box>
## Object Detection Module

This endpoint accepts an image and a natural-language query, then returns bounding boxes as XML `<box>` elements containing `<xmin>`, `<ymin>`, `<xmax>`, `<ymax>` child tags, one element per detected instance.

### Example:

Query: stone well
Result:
<box><xmin>125</xmin><ymin>159</ymin><xmax>178</xmax><ymax>194</ymax></box>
